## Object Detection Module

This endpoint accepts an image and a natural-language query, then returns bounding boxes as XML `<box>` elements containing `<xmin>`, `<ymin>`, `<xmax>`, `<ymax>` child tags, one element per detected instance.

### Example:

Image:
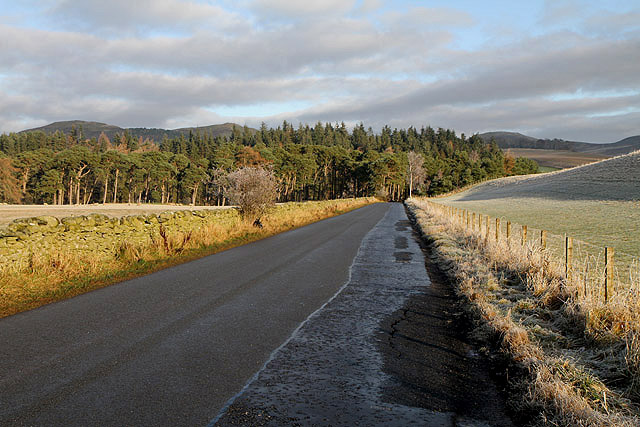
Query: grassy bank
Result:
<box><xmin>0</xmin><ymin>198</ymin><xmax>377</xmax><ymax>318</ymax></box>
<box><xmin>407</xmin><ymin>198</ymin><xmax>640</xmax><ymax>426</ymax></box>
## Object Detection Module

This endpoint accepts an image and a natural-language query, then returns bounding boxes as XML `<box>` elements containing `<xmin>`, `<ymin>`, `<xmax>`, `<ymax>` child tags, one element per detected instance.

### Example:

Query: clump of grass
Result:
<box><xmin>407</xmin><ymin>198</ymin><xmax>640</xmax><ymax>426</ymax></box>
<box><xmin>0</xmin><ymin>198</ymin><xmax>378</xmax><ymax>318</ymax></box>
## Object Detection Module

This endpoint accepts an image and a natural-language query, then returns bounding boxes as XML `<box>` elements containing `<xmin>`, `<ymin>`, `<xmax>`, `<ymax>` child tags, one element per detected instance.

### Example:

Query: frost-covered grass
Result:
<box><xmin>407</xmin><ymin>199</ymin><xmax>640</xmax><ymax>426</ymax></box>
<box><xmin>435</xmin><ymin>151</ymin><xmax>640</xmax><ymax>258</ymax></box>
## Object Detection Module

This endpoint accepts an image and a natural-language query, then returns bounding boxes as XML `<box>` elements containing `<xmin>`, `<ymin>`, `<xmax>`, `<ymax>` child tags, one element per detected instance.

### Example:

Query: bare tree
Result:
<box><xmin>225</xmin><ymin>167</ymin><xmax>279</xmax><ymax>223</ymax></box>
<box><xmin>406</xmin><ymin>151</ymin><xmax>426</xmax><ymax>198</ymax></box>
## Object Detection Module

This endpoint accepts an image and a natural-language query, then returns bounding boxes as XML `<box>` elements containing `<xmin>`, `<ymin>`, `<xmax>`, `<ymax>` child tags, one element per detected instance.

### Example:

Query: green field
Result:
<box><xmin>432</xmin><ymin>152</ymin><xmax>640</xmax><ymax>280</ymax></box>
<box><xmin>435</xmin><ymin>197</ymin><xmax>640</xmax><ymax>256</ymax></box>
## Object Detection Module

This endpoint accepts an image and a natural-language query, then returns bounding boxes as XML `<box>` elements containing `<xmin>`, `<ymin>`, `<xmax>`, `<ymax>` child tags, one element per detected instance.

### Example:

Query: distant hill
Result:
<box><xmin>448</xmin><ymin>151</ymin><xmax>640</xmax><ymax>203</ymax></box>
<box><xmin>478</xmin><ymin>131</ymin><xmax>640</xmax><ymax>157</ymax></box>
<box><xmin>23</xmin><ymin>121</ymin><xmax>124</xmax><ymax>140</ymax></box>
<box><xmin>20</xmin><ymin>120</ymin><xmax>256</xmax><ymax>142</ymax></box>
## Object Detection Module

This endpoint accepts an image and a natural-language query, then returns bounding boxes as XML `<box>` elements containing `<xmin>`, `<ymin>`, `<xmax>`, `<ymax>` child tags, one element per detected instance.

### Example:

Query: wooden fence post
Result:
<box><xmin>495</xmin><ymin>218</ymin><xmax>501</xmax><ymax>242</ymax></box>
<box><xmin>485</xmin><ymin>215</ymin><xmax>490</xmax><ymax>241</ymax></box>
<box><xmin>565</xmin><ymin>237</ymin><xmax>573</xmax><ymax>280</ymax></box>
<box><xmin>540</xmin><ymin>230</ymin><xmax>547</xmax><ymax>249</ymax></box>
<box><xmin>506</xmin><ymin>221</ymin><xmax>511</xmax><ymax>241</ymax></box>
<box><xmin>605</xmin><ymin>247</ymin><xmax>614</xmax><ymax>302</ymax></box>
<box><xmin>521</xmin><ymin>225</ymin><xmax>528</xmax><ymax>246</ymax></box>
<box><xmin>477</xmin><ymin>213</ymin><xmax>481</xmax><ymax>232</ymax></box>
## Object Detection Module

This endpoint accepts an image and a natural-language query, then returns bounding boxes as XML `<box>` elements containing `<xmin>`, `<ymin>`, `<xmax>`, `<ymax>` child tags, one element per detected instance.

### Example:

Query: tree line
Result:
<box><xmin>0</xmin><ymin>122</ymin><xmax>538</xmax><ymax>205</ymax></box>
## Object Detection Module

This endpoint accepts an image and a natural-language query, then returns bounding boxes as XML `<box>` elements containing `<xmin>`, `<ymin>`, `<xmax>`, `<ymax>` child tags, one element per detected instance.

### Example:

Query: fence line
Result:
<box><xmin>422</xmin><ymin>200</ymin><xmax>640</xmax><ymax>304</ymax></box>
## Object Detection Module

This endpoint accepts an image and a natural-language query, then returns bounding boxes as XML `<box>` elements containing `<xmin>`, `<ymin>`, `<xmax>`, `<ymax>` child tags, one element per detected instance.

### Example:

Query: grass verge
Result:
<box><xmin>406</xmin><ymin>198</ymin><xmax>640</xmax><ymax>426</ymax></box>
<box><xmin>0</xmin><ymin>198</ymin><xmax>378</xmax><ymax>318</ymax></box>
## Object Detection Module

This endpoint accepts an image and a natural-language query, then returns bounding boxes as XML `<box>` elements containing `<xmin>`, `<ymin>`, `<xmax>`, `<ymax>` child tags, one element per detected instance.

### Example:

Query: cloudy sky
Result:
<box><xmin>1</xmin><ymin>0</ymin><xmax>639</xmax><ymax>142</ymax></box>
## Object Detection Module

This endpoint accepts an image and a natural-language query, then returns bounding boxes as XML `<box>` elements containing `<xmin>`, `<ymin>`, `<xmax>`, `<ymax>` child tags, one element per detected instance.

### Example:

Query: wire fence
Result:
<box><xmin>425</xmin><ymin>200</ymin><xmax>640</xmax><ymax>304</ymax></box>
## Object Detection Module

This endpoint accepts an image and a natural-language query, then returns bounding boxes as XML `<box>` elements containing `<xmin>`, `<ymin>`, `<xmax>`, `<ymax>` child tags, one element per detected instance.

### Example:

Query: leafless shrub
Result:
<box><xmin>407</xmin><ymin>151</ymin><xmax>426</xmax><ymax>197</ymax></box>
<box><xmin>225</xmin><ymin>167</ymin><xmax>278</xmax><ymax>223</ymax></box>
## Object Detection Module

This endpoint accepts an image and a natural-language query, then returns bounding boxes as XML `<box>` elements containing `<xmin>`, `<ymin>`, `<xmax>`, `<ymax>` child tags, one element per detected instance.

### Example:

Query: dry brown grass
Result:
<box><xmin>0</xmin><ymin>198</ymin><xmax>378</xmax><ymax>318</ymax></box>
<box><xmin>407</xmin><ymin>198</ymin><xmax>640</xmax><ymax>426</ymax></box>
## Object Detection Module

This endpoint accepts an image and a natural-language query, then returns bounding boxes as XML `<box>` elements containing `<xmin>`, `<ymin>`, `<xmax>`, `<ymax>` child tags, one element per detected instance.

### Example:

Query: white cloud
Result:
<box><xmin>384</xmin><ymin>6</ymin><xmax>474</xmax><ymax>29</ymax></box>
<box><xmin>356</xmin><ymin>0</ymin><xmax>382</xmax><ymax>15</ymax></box>
<box><xmin>250</xmin><ymin>0</ymin><xmax>358</xmax><ymax>19</ymax></box>
<box><xmin>0</xmin><ymin>1</ymin><xmax>638</xmax><ymax>142</ymax></box>
<box><xmin>49</xmin><ymin>0</ymin><xmax>246</xmax><ymax>35</ymax></box>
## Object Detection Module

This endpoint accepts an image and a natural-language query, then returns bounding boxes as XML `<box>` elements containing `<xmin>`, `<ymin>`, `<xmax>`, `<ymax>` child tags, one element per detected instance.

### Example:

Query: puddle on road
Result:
<box><xmin>394</xmin><ymin>251</ymin><xmax>413</xmax><ymax>263</ymax></box>
<box><xmin>394</xmin><ymin>236</ymin><xmax>408</xmax><ymax>249</ymax></box>
<box><xmin>395</xmin><ymin>220</ymin><xmax>411</xmax><ymax>231</ymax></box>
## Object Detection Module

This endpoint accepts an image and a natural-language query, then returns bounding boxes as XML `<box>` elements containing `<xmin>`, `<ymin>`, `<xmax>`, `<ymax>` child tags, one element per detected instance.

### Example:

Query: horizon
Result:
<box><xmin>8</xmin><ymin>119</ymin><xmax>640</xmax><ymax>145</ymax></box>
<box><xmin>1</xmin><ymin>1</ymin><xmax>639</xmax><ymax>143</ymax></box>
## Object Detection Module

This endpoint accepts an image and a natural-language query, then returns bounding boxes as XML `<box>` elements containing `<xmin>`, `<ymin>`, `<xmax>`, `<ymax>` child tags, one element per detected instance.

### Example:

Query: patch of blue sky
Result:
<box><xmin>587</xmin><ymin>108</ymin><xmax>640</xmax><ymax>118</ymax></box>
<box><xmin>0</xmin><ymin>1</ymin><xmax>50</xmax><ymax>29</ymax></box>
<box><xmin>548</xmin><ymin>89</ymin><xmax>640</xmax><ymax>102</ymax></box>
<box><xmin>211</xmin><ymin>100</ymin><xmax>314</xmax><ymax>118</ymax></box>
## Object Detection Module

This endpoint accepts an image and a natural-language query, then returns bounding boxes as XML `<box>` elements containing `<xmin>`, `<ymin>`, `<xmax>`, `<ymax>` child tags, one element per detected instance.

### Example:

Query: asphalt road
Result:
<box><xmin>214</xmin><ymin>203</ymin><xmax>513</xmax><ymax>426</ymax></box>
<box><xmin>0</xmin><ymin>203</ymin><xmax>390</xmax><ymax>426</ymax></box>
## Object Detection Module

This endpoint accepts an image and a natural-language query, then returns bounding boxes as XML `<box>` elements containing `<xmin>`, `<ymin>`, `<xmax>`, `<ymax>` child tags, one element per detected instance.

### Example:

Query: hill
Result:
<box><xmin>20</xmin><ymin>120</ymin><xmax>255</xmax><ymax>141</ymax></box>
<box><xmin>451</xmin><ymin>151</ymin><xmax>640</xmax><ymax>202</ymax></box>
<box><xmin>23</xmin><ymin>120</ymin><xmax>124</xmax><ymax>140</ymax></box>
<box><xmin>435</xmin><ymin>151</ymin><xmax>640</xmax><ymax>255</ymax></box>
<box><xmin>479</xmin><ymin>131</ymin><xmax>640</xmax><ymax>157</ymax></box>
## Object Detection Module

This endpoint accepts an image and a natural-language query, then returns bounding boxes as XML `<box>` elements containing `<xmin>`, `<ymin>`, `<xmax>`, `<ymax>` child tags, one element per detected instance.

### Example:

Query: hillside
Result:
<box><xmin>453</xmin><ymin>151</ymin><xmax>640</xmax><ymax>202</ymax></box>
<box><xmin>479</xmin><ymin>131</ymin><xmax>640</xmax><ymax>156</ymax></box>
<box><xmin>23</xmin><ymin>121</ymin><xmax>124</xmax><ymax>139</ymax></box>
<box><xmin>436</xmin><ymin>151</ymin><xmax>640</xmax><ymax>255</ymax></box>
<box><xmin>20</xmin><ymin>120</ymin><xmax>255</xmax><ymax>141</ymax></box>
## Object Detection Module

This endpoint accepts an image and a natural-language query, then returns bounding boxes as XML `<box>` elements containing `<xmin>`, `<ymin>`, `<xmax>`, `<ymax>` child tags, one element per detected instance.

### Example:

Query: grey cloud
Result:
<box><xmin>250</xmin><ymin>0</ymin><xmax>357</xmax><ymax>20</ymax></box>
<box><xmin>0</xmin><ymin>19</ymin><xmax>450</xmax><ymax>79</ymax></box>
<box><xmin>48</xmin><ymin>0</ymin><xmax>246</xmax><ymax>35</ymax></box>
<box><xmin>0</xmin><ymin>2</ymin><xmax>639</xmax><ymax>142</ymax></box>
<box><xmin>356</xmin><ymin>0</ymin><xmax>383</xmax><ymax>15</ymax></box>
<box><xmin>583</xmin><ymin>10</ymin><xmax>640</xmax><ymax>36</ymax></box>
<box><xmin>383</xmin><ymin>7</ymin><xmax>474</xmax><ymax>29</ymax></box>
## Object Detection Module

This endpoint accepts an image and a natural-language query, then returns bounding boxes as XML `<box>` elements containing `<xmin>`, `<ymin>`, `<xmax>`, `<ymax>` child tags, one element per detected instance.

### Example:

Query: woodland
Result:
<box><xmin>0</xmin><ymin>122</ymin><xmax>538</xmax><ymax>205</ymax></box>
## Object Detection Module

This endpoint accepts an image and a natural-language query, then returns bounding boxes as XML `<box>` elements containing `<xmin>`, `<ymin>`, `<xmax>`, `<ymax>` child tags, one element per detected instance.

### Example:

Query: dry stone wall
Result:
<box><xmin>0</xmin><ymin>209</ymin><xmax>238</xmax><ymax>263</ymax></box>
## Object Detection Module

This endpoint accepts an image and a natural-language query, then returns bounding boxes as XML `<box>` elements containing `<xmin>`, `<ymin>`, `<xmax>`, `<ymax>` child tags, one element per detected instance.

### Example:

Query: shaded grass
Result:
<box><xmin>0</xmin><ymin>198</ymin><xmax>378</xmax><ymax>318</ymax></box>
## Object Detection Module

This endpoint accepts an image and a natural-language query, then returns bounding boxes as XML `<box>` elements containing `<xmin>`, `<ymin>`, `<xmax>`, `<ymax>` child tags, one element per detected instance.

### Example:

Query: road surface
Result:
<box><xmin>214</xmin><ymin>203</ymin><xmax>513</xmax><ymax>426</ymax></box>
<box><xmin>1</xmin><ymin>202</ymin><xmax>514</xmax><ymax>426</ymax></box>
<box><xmin>0</xmin><ymin>203</ymin><xmax>389</xmax><ymax>426</ymax></box>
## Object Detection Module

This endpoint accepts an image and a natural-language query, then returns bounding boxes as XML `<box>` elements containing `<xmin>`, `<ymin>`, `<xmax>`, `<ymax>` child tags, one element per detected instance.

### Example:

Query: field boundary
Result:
<box><xmin>422</xmin><ymin>199</ymin><xmax>639</xmax><ymax>308</ymax></box>
<box><xmin>407</xmin><ymin>198</ymin><xmax>640</xmax><ymax>426</ymax></box>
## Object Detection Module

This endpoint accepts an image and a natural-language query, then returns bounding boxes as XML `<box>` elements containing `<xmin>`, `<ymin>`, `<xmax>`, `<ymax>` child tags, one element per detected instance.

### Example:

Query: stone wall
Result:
<box><xmin>0</xmin><ymin>209</ymin><xmax>238</xmax><ymax>263</ymax></box>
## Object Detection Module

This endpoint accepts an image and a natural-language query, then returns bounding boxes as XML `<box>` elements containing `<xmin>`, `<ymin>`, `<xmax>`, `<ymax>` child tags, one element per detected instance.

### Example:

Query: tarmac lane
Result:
<box><xmin>214</xmin><ymin>203</ymin><xmax>514</xmax><ymax>426</ymax></box>
<box><xmin>0</xmin><ymin>203</ymin><xmax>390</xmax><ymax>426</ymax></box>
